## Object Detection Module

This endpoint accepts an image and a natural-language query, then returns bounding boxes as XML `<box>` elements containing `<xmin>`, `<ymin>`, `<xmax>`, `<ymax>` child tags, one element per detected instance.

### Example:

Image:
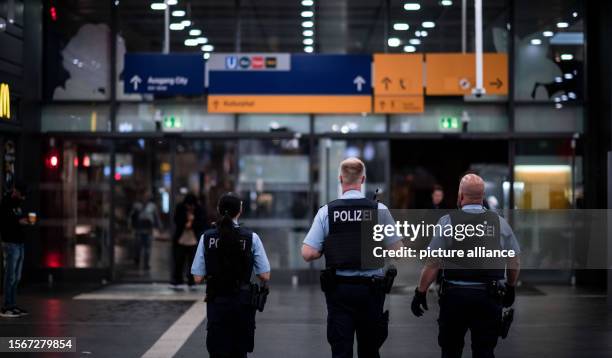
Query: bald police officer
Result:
<box><xmin>302</xmin><ymin>157</ymin><xmax>402</xmax><ymax>358</ymax></box>
<box><xmin>411</xmin><ymin>174</ymin><xmax>521</xmax><ymax>358</ymax></box>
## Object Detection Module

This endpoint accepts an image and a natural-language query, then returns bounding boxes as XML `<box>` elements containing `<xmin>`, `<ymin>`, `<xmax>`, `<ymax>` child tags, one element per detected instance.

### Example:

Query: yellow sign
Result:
<box><xmin>208</xmin><ymin>95</ymin><xmax>371</xmax><ymax>114</ymax></box>
<box><xmin>374</xmin><ymin>96</ymin><xmax>424</xmax><ymax>114</ymax></box>
<box><xmin>373</xmin><ymin>54</ymin><xmax>424</xmax><ymax>113</ymax></box>
<box><xmin>374</xmin><ymin>54</ymin><xmax>423</xmax><ymax>96</ymax></box>
<box><xmin>425</xmin><ymin>53</ymin><xmax>508</xmax><ymax>96</ymax></box>
<box><xmin>0</xmin><ymin>83</ymin><xmax>10</xmax><ymax>119</ymax></box>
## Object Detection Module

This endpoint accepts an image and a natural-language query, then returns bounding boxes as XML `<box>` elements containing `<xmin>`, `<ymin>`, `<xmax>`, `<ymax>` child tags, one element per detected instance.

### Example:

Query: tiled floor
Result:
<box><xmin>1</xmin><ymin>283</ymin><xmax>610</xmax><ymax>357</ymax></box>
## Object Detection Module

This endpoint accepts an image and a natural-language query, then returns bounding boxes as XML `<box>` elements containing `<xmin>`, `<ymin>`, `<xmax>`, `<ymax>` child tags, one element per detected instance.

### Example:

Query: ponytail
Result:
<box><xmin>215</xmin><ymin>193</ymin><xmax>245</xmax><ymax>281</ymax></box>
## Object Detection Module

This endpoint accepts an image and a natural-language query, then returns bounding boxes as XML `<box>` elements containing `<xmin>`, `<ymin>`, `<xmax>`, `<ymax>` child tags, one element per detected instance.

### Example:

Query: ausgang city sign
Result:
<box><xmin>0</xmin><ymin>83</ymin><xmax>10</xmax><ymax>119</ymax></box>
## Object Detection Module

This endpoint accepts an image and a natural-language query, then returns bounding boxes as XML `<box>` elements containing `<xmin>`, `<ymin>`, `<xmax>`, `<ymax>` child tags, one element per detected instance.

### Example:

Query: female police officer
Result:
<box><xmin>191</xmin><ymin>193</ymin><xmax>271</xmax><ymax>358</ymax></box>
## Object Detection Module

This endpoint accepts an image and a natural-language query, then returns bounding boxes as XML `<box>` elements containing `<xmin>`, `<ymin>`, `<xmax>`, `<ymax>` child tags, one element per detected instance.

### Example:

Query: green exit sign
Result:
<box><xmin>439</xmin><ymin>117</ymin><xmax>459</xmax><ymax>130</ymax></box>
<box><xmin>163</xmin><ymin>116</ymin><xmax>182</xmax><ymax>129</ymax></box>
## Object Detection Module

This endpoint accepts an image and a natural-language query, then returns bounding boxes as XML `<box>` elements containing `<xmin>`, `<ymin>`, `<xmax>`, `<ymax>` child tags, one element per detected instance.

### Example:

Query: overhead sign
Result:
<box><xmin>207</xmin><ymin>53</ymin><xmax>291</xmax><ymax>71</ymax></box>
<box><xmin>124</xmin><ymin>54</ymin><xmax>205</xmax><ymax>95</ymax></box>
<box><xmin>373</xmin><ymin>54</ymin><xmax>424</xmax><ymax>113</ymax></box>
<box><xmin>373</xmin><ymin>96</ymin><xmax>424</xmax><ymax>114</ymax></box>
<box><xmin>0</xmin><ymin>83</ymin><xmax>10</xmax><ymax>119</ymax></box>
<box><xmin>207</xmin><ymin>54</ymin><xmax>371</xmax><ymax>113</ymax></box>
<box><xmin>208</xmin><ymin>95</ymin><xmax>371</xmax><ymax>114</ymax></box>
<box><xmin>425</xmin><ymin>53</ymin><xmax>508</xmax><ymax>96</ymax></box>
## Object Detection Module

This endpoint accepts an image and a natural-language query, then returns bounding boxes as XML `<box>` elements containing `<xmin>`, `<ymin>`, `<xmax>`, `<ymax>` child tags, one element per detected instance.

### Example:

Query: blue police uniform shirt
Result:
<box><xmin>427</xmin><ymin>204</ymin><xmax>521</xmax><ymax>285</ymax></box>
<box><xmin>303</xmin><ymin>189</ymin><xmax>402</xmax><ymax>277</ymax></box>
<box><xmin>191</xmin><ymin>222</ymin><xmax>271</xmax><ymax>277</ymax></box>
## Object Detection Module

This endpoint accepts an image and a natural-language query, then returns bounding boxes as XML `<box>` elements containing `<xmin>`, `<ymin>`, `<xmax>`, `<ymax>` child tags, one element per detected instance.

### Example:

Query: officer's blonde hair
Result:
<box><xmin>339</xmin><ymin>157</ymin><xmax>365</xmax><ymax>185</ymax></box>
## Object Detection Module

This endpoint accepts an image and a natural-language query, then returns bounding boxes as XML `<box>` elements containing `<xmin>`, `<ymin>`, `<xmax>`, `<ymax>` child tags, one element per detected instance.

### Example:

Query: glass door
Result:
<box><xmin>113</xmin><ymin>139</ymin><xmax>172</xmax><ymax>282</ymax></box>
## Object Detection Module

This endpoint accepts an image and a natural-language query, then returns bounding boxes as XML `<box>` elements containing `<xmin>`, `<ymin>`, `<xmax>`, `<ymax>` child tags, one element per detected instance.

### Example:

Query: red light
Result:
<box><xmin>50</xmin><ymin>6</ymin><xmax>57</xmax><ymax>21</ymax></box>
<box><xmin>73</xmin><ymin>157</ymin><xmax>79</xmax><ymax>167</ymax></box>
<box><xmin>45</xmin><ymin>252</ymin><xmax>62</xmax><ymax>268</ymax></box>
<box><xmin>114</xmin><ymin>173</ymin><xmax>121</xmax><ymax>181</ymax></box>
<box><xmin>83</xmin><ymin>155</ymin><xmax>91</xmax><ymax>167</ymax></box>
<box><xmin>50</xmin><ymin>155</ymin><xmax>58</xmax><ymax>167</ymax></box>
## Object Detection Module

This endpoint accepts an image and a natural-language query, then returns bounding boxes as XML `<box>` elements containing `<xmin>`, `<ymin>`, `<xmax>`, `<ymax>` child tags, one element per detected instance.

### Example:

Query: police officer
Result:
<box><xmin>191</xmin><ymin>193</ymin><xmax>271</xmax><ymax>358</ymax></box>
<box><xmin>302</xmin><ymin>157</ymin><xmax>402</xmax><ymax>358</ymax></box>
<box><xmin>411</xmin><ymin>174</ymin><xmax>521</xmax><ymax>358</ymax></box>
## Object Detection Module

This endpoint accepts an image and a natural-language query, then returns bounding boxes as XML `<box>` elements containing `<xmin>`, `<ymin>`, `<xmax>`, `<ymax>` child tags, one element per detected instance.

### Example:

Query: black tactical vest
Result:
<box><xmin>442</xmin><ymin>210</ymin><xmax>506</xmax><ymax>282</ymax></box>
<box><xmin>204</xmin><ymin>226</ymin><xmax>254</xmax><ymax>296</ymax></box>
<box><xmin>324</xmin><ymin>198</ymin><xmax>384</xmax><ymax>270</ymax></box>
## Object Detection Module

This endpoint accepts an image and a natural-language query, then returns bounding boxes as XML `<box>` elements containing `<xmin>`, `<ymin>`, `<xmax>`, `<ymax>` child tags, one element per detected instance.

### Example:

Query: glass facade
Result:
<box><xmin>36</xmin><ymin>1</ymin><xmax>586</xmax><ymax>280</ymax></box>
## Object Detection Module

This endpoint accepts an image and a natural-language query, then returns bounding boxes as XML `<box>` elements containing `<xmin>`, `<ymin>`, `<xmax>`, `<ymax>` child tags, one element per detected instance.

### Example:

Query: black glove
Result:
<box><xmin>503</xmin><ymin>284</ymin><xmax>515</xmax><ymax>308</ymax></box>
<box><xmin>411</xmin><ymin>288</ymin><xmax>428</xmax><ymax>317</ymax></box>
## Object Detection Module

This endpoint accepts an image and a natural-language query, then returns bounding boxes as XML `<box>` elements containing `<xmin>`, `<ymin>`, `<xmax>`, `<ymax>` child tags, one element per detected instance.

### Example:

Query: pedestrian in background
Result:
<box><xmin>172</xmin><ymin>193</ymin><xmax>207</xmax><ymax>289</ymax></box>
<box><xmin>130</xmin><ymin>192</ymin><xmax>161</xmax><ymax>271</ymax></box>
<box><xmin>429</xmin><ymin>184</ymin><xmax>446</xmax><ymax>209</ymax></box>
<box><xmin>0</xmin><ymin>184</ymin><xmax>33</xmax><ymax>318</ymax></box>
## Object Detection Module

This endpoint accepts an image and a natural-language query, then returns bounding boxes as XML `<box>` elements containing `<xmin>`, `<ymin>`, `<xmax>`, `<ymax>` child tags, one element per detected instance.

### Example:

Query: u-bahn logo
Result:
<box><xmin>0</xmin><ymin>83</ymin><xmax>10</xmax><ymax>119</ymax></box>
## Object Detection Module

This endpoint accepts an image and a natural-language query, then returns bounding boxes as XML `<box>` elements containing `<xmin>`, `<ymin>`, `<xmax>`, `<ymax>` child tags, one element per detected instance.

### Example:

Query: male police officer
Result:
<box><xmin>411</xmin><ymin>174</ymin><xmax>521</xmax><ymax>358</ymax></box>
<box><xmin>302</xmin><ymin>157</ymin><xmax>402</xmax><ymax>358</ymax></box>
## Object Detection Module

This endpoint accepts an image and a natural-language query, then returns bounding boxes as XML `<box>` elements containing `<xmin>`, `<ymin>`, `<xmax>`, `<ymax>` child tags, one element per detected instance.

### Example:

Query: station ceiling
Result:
<box><xmin>55</xmin><ymin>0</ymin><xmax>581</xmax><ymax>55</ymax></box>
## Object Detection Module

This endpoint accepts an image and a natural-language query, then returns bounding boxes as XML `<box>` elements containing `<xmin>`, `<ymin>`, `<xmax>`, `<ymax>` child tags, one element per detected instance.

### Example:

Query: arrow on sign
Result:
<box><xmin>381</xmin><ymin>77</ymin><xmax>392</xmax><ymax>90</ymax></box>
<box><xmin>489</xmin><ymin>78</ymin><xmax>503</xmax><ymax>89</ymax></box>
<box><xmin>130</xmin><ymin>75</ymin><xmax>142</xmax><ymax>91</ymax></box>
<box><xmin>353</xmin><ymin>76</ymin><xmax>366</xmax><ymax>92</ymax></box>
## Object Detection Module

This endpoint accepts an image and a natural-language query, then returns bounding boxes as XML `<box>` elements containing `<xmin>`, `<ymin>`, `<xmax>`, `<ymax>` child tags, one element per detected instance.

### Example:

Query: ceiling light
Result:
<box><xmin>409</xmin><ymin>38</ymin><xmax>421</xmax><ymax>45</ymax></box>
<box><xmin>172</xmin><ymin>10</ymin><xmax>185</xmax><ymax>17</ymax></box>
<box><xmin>304</xmin><ymin>46</ymin><xmax>314</xmax><ymax>53</ymax></box>
<box><xmin>301</xmin><ymin>10</ymin><xmax>314</xmax><ymax>17</ymax></box>
<box><xmin>543</xmin><ymin>31</ymin><xmax>554</xmax><ymax>37</ymax></box>
<box><xmin>415</xmin><ymin>31</ymin><xmax>421</xmax><ymax>37</ymax></box>
<box><xmin>560</xmin><ymin>53</ymin><xmax>573</xmax><ymax>60</ymax></box>
<box><xmin>184</xmin><ymin>39</ymin><xmax>199</xmax><ymax>46</ymax></box>
<box><xmin>403</xmin><ymin>45</ymin><xmax>416</xmax><ymax>52</ymax></box>
<box><xmin>303</xmin><ymin>38</ymin><xmax>314</xmax><ymax>45</ymax></box>
<box><xmin>150</xmin><ymin>3</ymin><xmax>167</xmax><ymax>10</ymax></box>
<box><xmin>393</xmin><ymin>23</ymin><xmax>409</xmax><ymax>31</ymax></box>
<box><xmin>572</xmin><ymin>12</ymin><xmax>578</xmax><ymax>18</ymax></box>
<box><xmin>169</xmin><ymin>23</ymin><xmax>184</xmax><ymax>30</ymax></box>
<box><xmin>167</xmin><ymin>0</ymin><xmax>178</xmax><ymax>5</ymax></box>
<box><xmin>441</xmin><ymin>0</ymin><xmax>452</xmax><ymax>6</ymax></box>
<box><xmin>303</xmin><ymin>29</ymin><xmax>314</xmax><ymax>36</ymax></box>
<box><xmin>420</xmin><ymin>30</ymin><xmax>428</xmax><ymax>37</ymax></box>
<box><xmin>422</xmin><ymin>21</ymin><xmax>435</xmax><ymax>28</ymax></box>
<box><xmin>564</xmin><ymin>73</ymin><xmax>573</xmax><ymax>79</ymax></box>
<box><xmin>530</xmin><ymin>38</ymin><xmax>542</xmax><ymax>45</ymax></box>
<box><xmin>196</xmin><ymin>37</ymin><xmax>208</xmax><ymax>44</ymax></box>
<box><xmin>203</xmin><ymin>53</ymin><xmax>210</xmax><ymax>60</ymax></box>
<box><xmin>388</xmin><ymin>37</ymin><xmax>401</xmax><ymax>47</ymax></box>
<box><xmin>404</xmin><ymin>3</ymin><xmax>421</xmax><ymax>11</ymax></box>
<box><xmin>189</xmin><ymin>29</ymin><xmax>202</xmax><ymax>36</ymax></box>
<box><xmin>302</xmin><ymin>21</ymin><xmax>314</xmax><ymax>28</ymax></box>
<box><xmin>181</xmin><ymin>20</ymin><xmax>191</xmax><ymax>27</ymax></box>
<box><xmin>557</xmin><ymin>22</ymin><xmax>569</xmax><ymax>28</ymax></box>
<box><xmin>201</xmin><ymin>44</ymin><xmax>214</xmax><ymax>52</ymax></box>
<box><xmin>302</xmin><ymin>0</ymin><xmax>314</xmax><ymax>5</ymax></box>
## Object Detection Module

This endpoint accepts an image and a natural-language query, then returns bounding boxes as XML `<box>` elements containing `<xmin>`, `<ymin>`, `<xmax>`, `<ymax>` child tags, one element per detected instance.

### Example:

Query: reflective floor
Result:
<box><xmin>1</xmin><ymin>284</ymin><xmax>610</xmax><ymax>357</ymax></box>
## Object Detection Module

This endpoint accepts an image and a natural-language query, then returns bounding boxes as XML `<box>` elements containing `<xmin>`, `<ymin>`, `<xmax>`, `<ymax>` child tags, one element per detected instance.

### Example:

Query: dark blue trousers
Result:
<box><xmin>206</xmin><ymin>291</ymin><xmax>256</xmax><ymax>358</ymax></box>
<box><xmin>325</xmin><ymin>283</ymin><xmax>388</xmax><ymax>358</ymax></box>
<box><xmin>438</xmin><ymin>287</ymin><xmax>502</xmax><ymax>358</ymax></box>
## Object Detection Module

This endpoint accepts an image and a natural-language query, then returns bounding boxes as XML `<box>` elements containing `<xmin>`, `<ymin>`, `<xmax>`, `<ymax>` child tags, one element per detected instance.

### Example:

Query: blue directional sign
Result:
<box><xmin>124</xmin><ymin>54</ymin><xmax>205</xmax><ymax>95</ymax></box>
<box><xmin>208</xmin><ymin>54</ymin><xmax>372</xmax><ymax>95</ymax></box>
